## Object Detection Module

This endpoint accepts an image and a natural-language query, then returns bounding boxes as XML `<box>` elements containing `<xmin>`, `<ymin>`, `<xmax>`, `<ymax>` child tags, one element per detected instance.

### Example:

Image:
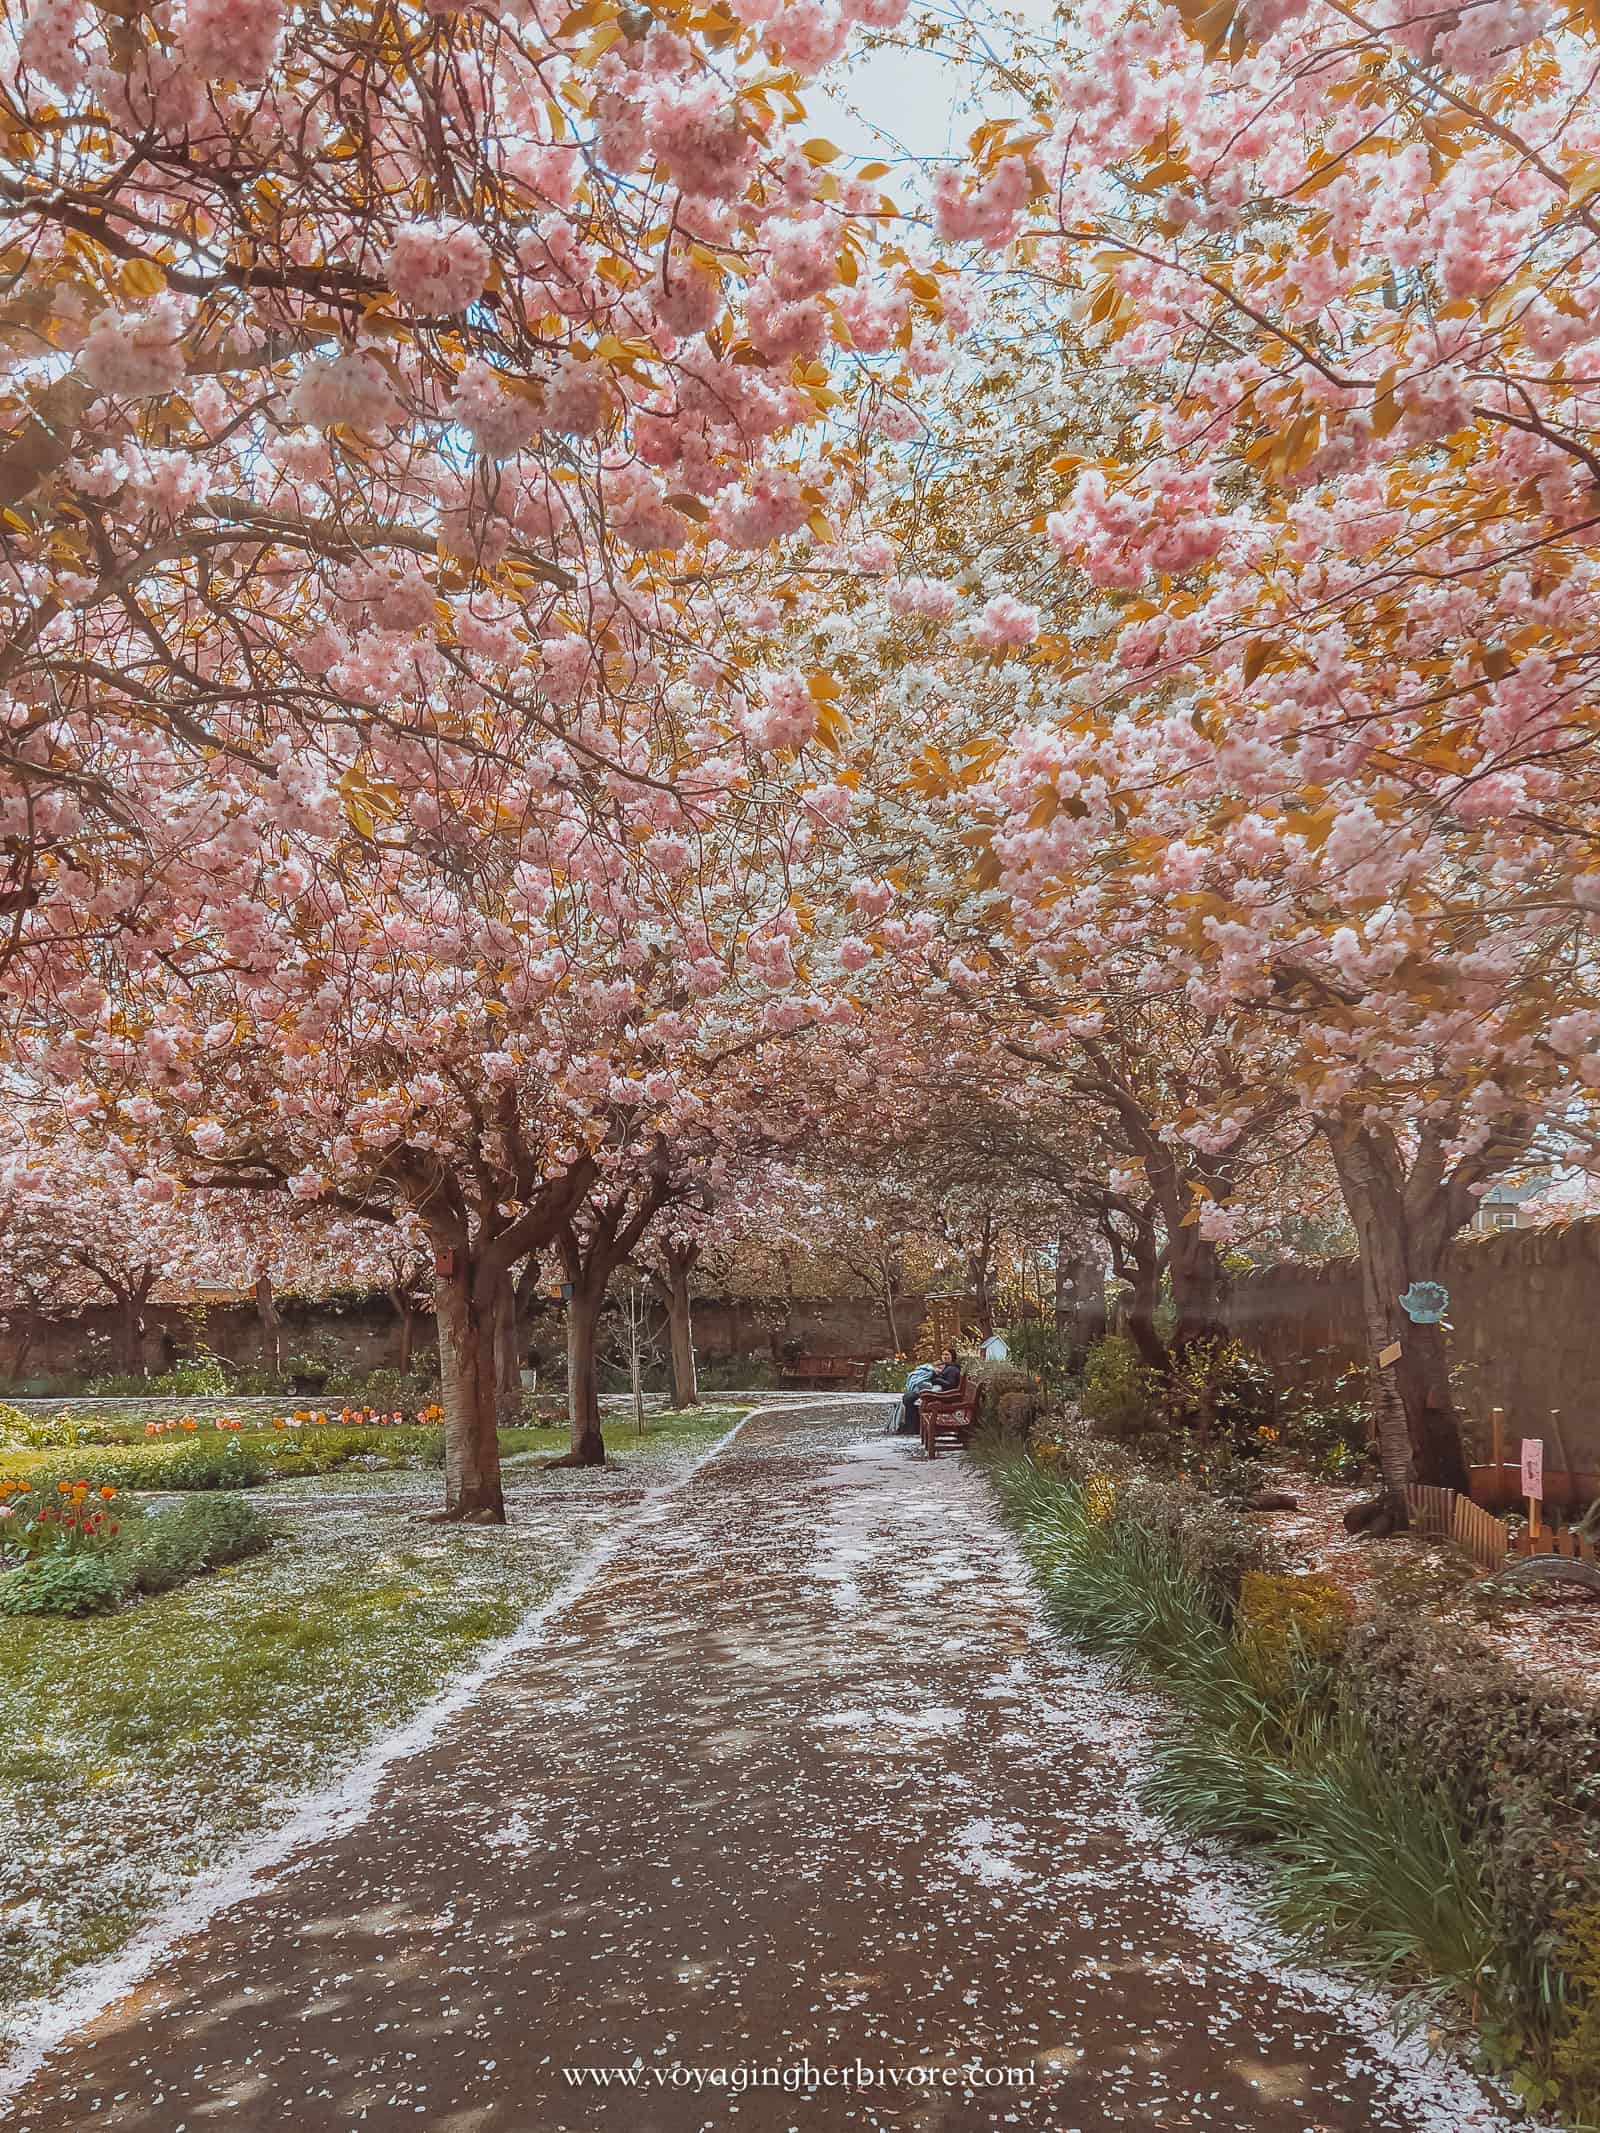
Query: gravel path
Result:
<box><xmin>0</xmin><ymin>1400</ymin><xmax>1514</xmax><ymax>2132</ymax></box>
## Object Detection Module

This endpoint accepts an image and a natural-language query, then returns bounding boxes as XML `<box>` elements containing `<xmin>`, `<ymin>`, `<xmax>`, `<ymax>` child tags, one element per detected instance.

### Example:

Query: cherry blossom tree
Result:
<box><xmin>1</xmin><ymin>0</ymin><xmax>950</xmax><ymax>1044</ymax></box>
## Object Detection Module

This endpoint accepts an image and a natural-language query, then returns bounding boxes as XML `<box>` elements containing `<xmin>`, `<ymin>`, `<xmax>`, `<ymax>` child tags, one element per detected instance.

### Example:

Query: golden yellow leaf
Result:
<box><xmin>119</xmin><ymin>256</ymin><xmax>166</xmax><ymax>298</ymax></box>
<box><xmin>578</xmin><ymin>21</ymin><xmax>623</xmax><ymax>63</ymax></box>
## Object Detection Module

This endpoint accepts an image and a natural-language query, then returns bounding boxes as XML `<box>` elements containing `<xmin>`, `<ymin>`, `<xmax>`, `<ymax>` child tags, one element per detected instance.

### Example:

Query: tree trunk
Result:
<box><xmin>113</xmin><ymin>1290</ymin><xmax>145</xmax><ymax>1378</ymax></box>
<box><xmin>434</xmin><ymin>1259</ymin><xmax>506</xmax><ymax>1521</ymax></box>
<box><xmin>8</xmin><ymin>1300</ymin><xmax>38</xmax><ymax>1381</ymax></box>
<box><xmin>564</xmin><ymin>1276</ymin><xmax>606</xmax><ymax>1466</ymax></box>
<box><xmin>494</xmin><ymin>1268</ymin><xmax>522</xmax><ymax>1426</ymax></box>
<box><xmin>1056</xmin><ymin>1243</ymin><xmax>1107</xmax><ymax>1360</ymax></box>
<box><xmin>878</xmin><ymin>1252</ymin><xmax>907</xmax><ymax>1354</ymax></box>
<box><xmin>660</xmin><ymin>1252</ymin><xmax>700</xmax><ymax>1410</ymax></box>
<box><xmin>967</xmin><ymin>1209</ymin><xmax>996</xmax><ymax>1337</ymax></box>
<box><xmin>1325</xmin><ymin>1125</ymin><xmax>1470</xmax><ymax>1495</ymax></box>
<box><xmin>254</xmin><ymin>1272</ymin><xmax>282</xmax><ymax>1378</ymax></box>
<box><xmin>1167</xmin><ymin>1225</ymin><xmax>1228</xmax><ymax>1350</ymax></box>
<box><xmin>394</xmin><ymin>1294</ymin><xmax>416</xmax><ymax>1376</ymax></box>
<box><xmin>1125</xmin><ymin>1250</ymin><xmax>1164</xmax><ymax>1368</ymax></box>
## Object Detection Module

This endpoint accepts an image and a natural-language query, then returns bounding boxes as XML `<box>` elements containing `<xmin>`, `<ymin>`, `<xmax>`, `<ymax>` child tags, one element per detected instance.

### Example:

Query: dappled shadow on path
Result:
<box><xmin>3</xmin><ymin>1402</ymin><xmax>1511</xmax><ymax>2133</ymax></box>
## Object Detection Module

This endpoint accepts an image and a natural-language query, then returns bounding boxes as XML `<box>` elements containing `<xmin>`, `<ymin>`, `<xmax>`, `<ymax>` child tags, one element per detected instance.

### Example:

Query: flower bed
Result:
<box><xmin>0</xmin><ymin>1478</ymin><xmax>269</xmax><ymax>1615</ymax></box>
<box><xmin>146</xmin><ymin>1403</ymin><xmax>444</xmax><ymax>1437</ymax></box>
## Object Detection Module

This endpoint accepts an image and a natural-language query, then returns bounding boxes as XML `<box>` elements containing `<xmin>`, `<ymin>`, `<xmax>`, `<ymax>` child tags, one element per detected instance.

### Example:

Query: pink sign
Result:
<box><xmin>1520</xmin><ymin>1437</ymin><xmax>1544</xmax><ymax>1502</ymax></box>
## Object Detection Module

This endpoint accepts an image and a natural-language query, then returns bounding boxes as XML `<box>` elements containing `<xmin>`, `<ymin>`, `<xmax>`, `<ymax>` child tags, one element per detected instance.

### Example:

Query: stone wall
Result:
<box><xmin>1224</xmin><ymin>1217</ymin><xmax>1600</xmax><ymax>1467</ymax></box>
<box><xmin>1</xmin><ymin>1286</ymin><xmax>944</xmax><ymax>1390</ymax></box>
<box><xmin>1</xmin><ymin>1293</ymin><xmax>410</xmax><ymax>1386</ymax></box>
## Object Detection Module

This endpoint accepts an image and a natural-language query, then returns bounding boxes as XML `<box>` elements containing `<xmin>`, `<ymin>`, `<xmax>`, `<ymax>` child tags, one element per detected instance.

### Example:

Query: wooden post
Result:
<box><xmin>1548</xmin><ymin>1407</ymin><xmax>1573</xmax><ymax>1497</ymax></box>
<box><xmin>1490</xmin><ymin>1404</ymin><xmax>1505</xmax><ymax>1476</ymax></box>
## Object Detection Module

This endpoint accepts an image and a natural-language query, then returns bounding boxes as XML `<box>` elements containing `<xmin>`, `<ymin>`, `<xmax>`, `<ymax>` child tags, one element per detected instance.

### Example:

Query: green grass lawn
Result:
<box><xmin>0</xmin><ymin>1404</ymin><xmax>748</xmax><ymax>1498</ymax></box>
<box><xmin>0</xmin><ymin>1405</ymin><xmax>744</xmax><ymax>2054</ymax></box>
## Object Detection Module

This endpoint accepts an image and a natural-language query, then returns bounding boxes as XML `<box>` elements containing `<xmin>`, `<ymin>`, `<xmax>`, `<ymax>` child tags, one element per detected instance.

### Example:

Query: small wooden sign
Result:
<box><xmin>1377</xmin><ymin>1341</ymin><xmax>1402</xmax><ymax>1369</ymax></box>
<box><xmin>1521</xmin><ymin>1437</ymin><xmax>1544</xmax><ymax>1502</ymax></box>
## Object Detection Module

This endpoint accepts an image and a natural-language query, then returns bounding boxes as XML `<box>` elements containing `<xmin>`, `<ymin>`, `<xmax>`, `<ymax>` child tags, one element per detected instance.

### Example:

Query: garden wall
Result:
<box><xmin>0</xmin><ymin>1287</ymin><xmax>941</xmax><ymax>1391</ymax></box>
<box><xmin>1224</xmin><ymin>1217</ymin><xmax>1600</xmax><ymax>1466</ymax></box>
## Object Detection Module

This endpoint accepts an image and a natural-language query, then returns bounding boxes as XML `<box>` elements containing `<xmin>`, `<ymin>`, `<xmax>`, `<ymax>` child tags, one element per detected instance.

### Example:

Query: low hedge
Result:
<box><xmin>2</xmin><ymin>1439</ymin><xmax>272</xmax><ymax>1494</ymax></box>
<box><xmin>124</xmin><ymin>1493</ymin><xmax>271</xmax><ymax>1595</ymax></box>
<box><xmin>0</xmin><ymin>1493</ymin><xmax>271</xmax><ymax>1616</ymax></box>
<box><xmin>0</xmin><ymin>1421</ymin><xmax>578</xmax><ymax>1498</ymax></box>
<box><xmin>0</xmin><ymin>1427</ymin><xmax>448</xmax><ymax>1496</ymax></box>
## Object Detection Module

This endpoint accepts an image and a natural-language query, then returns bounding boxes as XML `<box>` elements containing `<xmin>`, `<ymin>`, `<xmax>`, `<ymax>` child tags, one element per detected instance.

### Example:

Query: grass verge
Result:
<box><xmin>0</xmin><ymin>1406</ymin><xmax>748</xmax><ymax>1497</ymax></box>
<box><xmin>980</xmin><ymin>1438</ymin><xmax>1600</xmax><ymax>2124</ymax></box>
<box><xmin>0</xmin><ymin>1404</ymin><xmax>745</xmax><ymax>2056</ymax></box>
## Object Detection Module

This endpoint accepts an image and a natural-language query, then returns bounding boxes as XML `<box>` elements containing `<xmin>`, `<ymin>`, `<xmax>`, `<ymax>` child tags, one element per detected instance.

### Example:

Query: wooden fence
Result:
<box><xmin>1403</xmin><ymin>1485</ymin><xmax>1596</xmax><ymax>1572</ymax></box>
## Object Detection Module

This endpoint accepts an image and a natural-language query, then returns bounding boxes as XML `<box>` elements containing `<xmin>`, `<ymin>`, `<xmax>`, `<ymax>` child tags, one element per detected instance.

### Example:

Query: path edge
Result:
<box><xmin>0</xmin><ymin>1401</ymin><xmax>786</xmax><ymax>2114</ymax></box>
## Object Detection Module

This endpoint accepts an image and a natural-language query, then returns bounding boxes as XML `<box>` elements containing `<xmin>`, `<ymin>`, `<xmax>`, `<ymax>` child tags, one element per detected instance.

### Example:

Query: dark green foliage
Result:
<box><xmin>999</xmin><ymin>1321</ymin><xmax>1080</xmax><ymax>1395</ymax></box>
<box><xmin>85</xmin><ymin>1354</ymin><xmax>233</xmax><ymax>1399</ymax></box>
<box><xmin>3</xmin><ymin>1441</ymin><xmax>270</xmax><ymax>1495</ymax></box>
<box><xmin>1079</xmin><ymin>1334</ymin><xmax>1162</xmax><ymax>1445</ymax></box>
<box><xmin>124</xmin><ymin>1494</ymin><xmax>270</xmax><ymax>1596</ymax></box>
<box><xmin>1164</xmin><ymin>1337</ymin><xmax>1279</xmax><ymax>1448</ymax></box>
<box><xmin>0</xmin><ymin>1554</ymin><xmax>124</xmax><ymax>1617</ymax></box>
<box><xmin>332</xmin><ymin>1366</ymin><xmax>441</xmax><ymax>1408</ymax></box>
<box><xmin>1281</xmin><ymin>1368</ymin><xmax>1374</xmax><ymax>1481</ymax></box>
<box><xmin>0</xmin><ymin>1493</ymin><xmax>270</xmax><ymax>1614</ymax></box>
<box><xmin>676</xmin><ymin>1354</ymin><xmax>773</xmax><ymax>1392</ymax></box>
<box><xmin>1341</xmin><ymin>1599</ymin><xmax>1600</xmax><ymax>2084</ymax></box>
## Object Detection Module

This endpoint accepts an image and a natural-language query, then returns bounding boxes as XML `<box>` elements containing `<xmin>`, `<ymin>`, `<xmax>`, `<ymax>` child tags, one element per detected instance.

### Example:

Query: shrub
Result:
<box><xmin>1342</xmin><ymin>1605</ymin><xmax>1600</xmax><ymax>1947</ymax></box>
<box><xmin>0</xmin><ymin>1552</ymin><xmax>124</xmax><ymax>1616</ymax></box>
<box><xmin>696</xmin><ymin>1355</ymin><xmax>777</xmax><ymax>1392</ymax></box>
<box><xmin>1235</xmin><ymin>1571</ymin><xmax>1354</xmax><ymax>1699</ymax></box>
<box><xmin>985</xmin><ymin>1445</ymin><xmax>1265</xmax><ymax>1674</ymax></box>
<box><xmin>85</xmin><ymin>1353</ymin><xmax>235</xmax><ymax>1399</ymax></box>
<box><xmin>334</xmin><ymin>1366</ymin><xmax>442</xmax><ymax>1409</ymax></box>
<box><xmin>1</xmin><ymin>1406</ymin><xmax>144</xmax><ymax>1449</ymax></box>
<box><xmin>1282</xmin><ymin>1368</ymin><xmax>1374</xmax><ymax>1481</ymax></box>
<box><xmin>1555</xmin><ymin>1904</ymin><xmax>1600</xmax><ymax>2109</ymax></box>
<box><xmin>1000</xmin><ymin>1321</ymin><xmax>1079</xmax><ymax>1395</ymax></box>
<box><xmin>1079</xmin><ymin>1334</ymin><xmax>1162</xmax><ymax>1444</ymax></box>
<box><xmin>988</xmin><ymin>1438</ymin><xmax>1586</xmax><ymax>2105</ymax></box>
<box><xmin>1117</xmin><ymin>1471</ymin><xmax>1270</xmax><ymax>1608</ymax></box>
<box><xmin>2</xmin><ymin>1439</ymin><xmax>271</xmax><ymax>1495</ymax></box>
<box><xmin>1164</xmin><ymin>1338</ymin><xmax>1279</xmax><ymax>1450</ymax></box>
<box><xmin>972</xmin><ymin>1360</ymin><xmax>1043</xmax><ymax>1440</ymax></box>
<box><xmin>126</xmin><ymin>1494</ymin><xmax>270</xmax><ymax>1595</ymax></box>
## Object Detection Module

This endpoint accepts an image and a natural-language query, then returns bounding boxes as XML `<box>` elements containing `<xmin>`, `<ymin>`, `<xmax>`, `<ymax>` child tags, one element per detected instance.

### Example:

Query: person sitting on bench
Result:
<box><xmin>899</xmin><ymin>1347</ymin><xmax>960</xmax><ymax>1436</ymax></box>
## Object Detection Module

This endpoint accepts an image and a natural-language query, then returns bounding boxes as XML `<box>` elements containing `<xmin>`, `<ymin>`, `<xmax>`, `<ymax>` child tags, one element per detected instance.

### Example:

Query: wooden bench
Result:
<box><xmin>777</xmin><ymin>1356</ymin><xmax>873</xmax><ymax>1391</ymax></box>
<box><xmin>920</xmin><ymin>1375</ymin><xmax>983</xmax><ymax>1459</ymax></box>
